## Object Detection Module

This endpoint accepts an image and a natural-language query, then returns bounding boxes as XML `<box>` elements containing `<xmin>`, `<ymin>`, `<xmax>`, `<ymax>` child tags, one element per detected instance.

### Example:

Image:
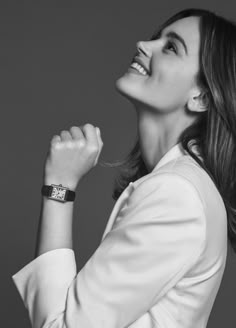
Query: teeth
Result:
<box><xmin>130</xmin><ymin>62</ymin><xmax>148</xmax><ymax>75</ymax></box>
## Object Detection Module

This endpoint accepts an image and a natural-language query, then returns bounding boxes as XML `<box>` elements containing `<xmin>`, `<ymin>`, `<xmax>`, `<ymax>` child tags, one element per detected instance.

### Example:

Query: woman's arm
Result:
<box><xmin>34</xmin><ymin>196</ymin><xmax>74</xmax><ymax>258</ymax></box>
<box><xmin>34</xmin><ymin>124</ymin><xmax>103</xmax><ymax>259</ymax></box>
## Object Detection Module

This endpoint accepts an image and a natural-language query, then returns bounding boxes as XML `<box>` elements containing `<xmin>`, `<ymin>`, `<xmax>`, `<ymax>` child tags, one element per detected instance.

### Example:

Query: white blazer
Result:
<box><xmin>11</xmin><ymin>142</ymin><xmax>228</xmax><ymax>328</ymax></box>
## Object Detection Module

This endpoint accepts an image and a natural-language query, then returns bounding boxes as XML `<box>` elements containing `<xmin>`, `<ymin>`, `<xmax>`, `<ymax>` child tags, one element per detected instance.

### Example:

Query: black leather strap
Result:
<box><xmin>41</xmin><ymin>185</ymin><xmax>76</xmax><ymax>201</ymax></box>
<box><xmin>41</xmin><ymin>185</ymin><xmax>53</xmax><ymax>197</ymax></box>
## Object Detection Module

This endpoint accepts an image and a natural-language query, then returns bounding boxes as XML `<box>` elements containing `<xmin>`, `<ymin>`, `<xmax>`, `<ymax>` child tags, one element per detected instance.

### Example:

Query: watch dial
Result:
<box><xmin>51</xmin><ymin>187</ymin><xmax>66</xmax><ymax>200</ymax></box>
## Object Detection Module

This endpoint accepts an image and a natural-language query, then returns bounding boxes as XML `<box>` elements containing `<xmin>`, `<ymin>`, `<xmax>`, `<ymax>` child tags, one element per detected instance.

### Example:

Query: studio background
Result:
<box><xmin>2</xmin><ymin>0</ymin><xmax>236</xmax><ymax>327</ymax></box>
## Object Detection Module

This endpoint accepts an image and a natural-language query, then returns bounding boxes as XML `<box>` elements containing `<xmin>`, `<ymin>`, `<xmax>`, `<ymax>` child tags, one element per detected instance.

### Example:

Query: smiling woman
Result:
<box><xmin>110</xmin><ymin>9</ymin><xmax>236</xmax><ymax>252</ymax></box>
<box><xmin>11</xmin><ymin>7</ymin><xmax>236</xmax><ymax>328</ymax></box>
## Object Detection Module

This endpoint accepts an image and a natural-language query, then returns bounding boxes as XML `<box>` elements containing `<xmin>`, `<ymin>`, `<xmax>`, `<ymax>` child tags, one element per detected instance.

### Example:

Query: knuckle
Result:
<box><xmin>65</xmin><ymin>140</ymin><xmax>74</xmax><ymax>148</ymax></box>
<box><xmin>77</xmin><ymin>139</ymin><xmax>86</xmax><ymax>147</ymax></box>
<box><xmin>50</xmin><ymin>136</ymin><xmax>60</xmax><ymax>146</ymax></box>
<box><xmin>51</xmin><ymin>142</ymin><xmax>61</xmax><ymax>150</ymax></box>
<box><xmin>89</xmin><ymin>145</ymin><xmax>99</xmax><ymax>153</ymax></box>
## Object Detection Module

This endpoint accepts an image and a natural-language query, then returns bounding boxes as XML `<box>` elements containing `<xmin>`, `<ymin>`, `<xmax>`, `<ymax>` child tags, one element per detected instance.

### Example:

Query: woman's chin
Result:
<box><xmin>115</xmin><ymin>74</ymin><xmax>140</xmax><ymax>100</ymax></box>
<box><xmin>115</xmin><ymin>77</ymin><xmax>128</xmax><ymax>96</ymax></box>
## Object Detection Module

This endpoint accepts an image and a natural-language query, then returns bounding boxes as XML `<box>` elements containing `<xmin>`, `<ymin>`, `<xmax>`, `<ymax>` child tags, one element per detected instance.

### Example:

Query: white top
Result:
<box><xmin>11</xmin><ymin>142</ymin><xmax>228</xmax><ymax>328</ymax></box>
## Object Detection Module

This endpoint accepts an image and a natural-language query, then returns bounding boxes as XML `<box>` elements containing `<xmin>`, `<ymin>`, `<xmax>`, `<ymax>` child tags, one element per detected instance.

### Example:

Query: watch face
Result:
<box><xmin>51</xmin><ymin>186</ymin><xmax>66</xmax><ymax>201</ymax></box>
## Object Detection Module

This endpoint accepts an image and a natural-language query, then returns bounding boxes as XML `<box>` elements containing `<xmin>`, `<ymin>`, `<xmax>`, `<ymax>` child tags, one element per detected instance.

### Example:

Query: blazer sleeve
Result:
<box><xmin>11</xmin><ymin>172</ymin><xmax>206</xmax><ymax>328</ymax></box>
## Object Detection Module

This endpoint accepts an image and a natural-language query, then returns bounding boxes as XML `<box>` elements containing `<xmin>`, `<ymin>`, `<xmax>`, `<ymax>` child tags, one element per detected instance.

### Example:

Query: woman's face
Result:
<box><xmin>115</xmin><ymin>16</ymin><xmax>201</xmax><ymax>113</ymax></box>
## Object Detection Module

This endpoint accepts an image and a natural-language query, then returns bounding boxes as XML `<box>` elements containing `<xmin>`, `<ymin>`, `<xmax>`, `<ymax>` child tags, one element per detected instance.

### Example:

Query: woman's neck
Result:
<box><xmin>136</xmin><ymin>107</ymin><xmax>191</xmax><ymax>172</ymax></box>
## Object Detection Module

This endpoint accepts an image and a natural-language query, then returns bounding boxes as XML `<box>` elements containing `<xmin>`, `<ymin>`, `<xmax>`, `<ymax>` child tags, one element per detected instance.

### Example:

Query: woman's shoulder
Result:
<box><xmin>133</xmin><ymin>155</ymin><xmax>226</xmax><ymax>224</ymax></box>
<box><xmin>133</xmin><ymin>155</ymin><xmax>205</xmax><ymax>193</ymax></box>
<box><xmin>156</xmin><ymin>155</ymin><xmax>221</xmax><ymax>204</ymax></box>
<box><xmin>130</xmin><ymin>156</ymin><xmax>203</xmax><ymax>206</ymax></box>
<box><xmin>132</xmin><ymin>155</ymin><xmax>220</xmax><ymax>209</ymax></box>
<box><xmin>156</xmin><ymin>154</ymin><xmax>208</xmax><ymax>188</ymax></box>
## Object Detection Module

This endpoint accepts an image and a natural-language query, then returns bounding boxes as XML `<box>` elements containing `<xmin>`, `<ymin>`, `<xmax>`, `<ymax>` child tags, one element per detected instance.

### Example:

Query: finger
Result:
<box><xmin>96</xmin><ymin>127</ymin><xmax>103</xmax><ymax>149</ymax></box>
<box><xmin>51</xmin><ymin>135</ymin><xmax>61</xmax><ymax>146</ymax></box>
<box><xmin>81</xmin><ymin>123</ymin><xmax>98</xmax><ymax>148</ymax></box>
<box><xmin>69</xmin><ymin>126</ymin><xmax>85</xmax><ymax>140</ymax></box>
<box><xmin>60</xmin><ymin>130</ymin><xmax>72</xmax><ymax>141</ymax></box>
<box><xmin>94</xmin><ymin>127</ymin><xmax>104</xmax><ymax>164</ymax></box>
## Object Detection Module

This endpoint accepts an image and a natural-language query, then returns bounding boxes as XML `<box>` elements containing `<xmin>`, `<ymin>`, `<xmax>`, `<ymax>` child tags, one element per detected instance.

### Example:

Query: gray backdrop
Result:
<box><xmin>3</xmin><ymin>0</ymin><xmax>236</xmax><ymax>327</ymax></box>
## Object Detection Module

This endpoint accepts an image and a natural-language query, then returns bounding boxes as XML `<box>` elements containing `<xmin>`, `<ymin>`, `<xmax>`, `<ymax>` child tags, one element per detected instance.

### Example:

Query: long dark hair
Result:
<box><xmin>99</xmin><ymin>8</ymin><xmax>236</xmax><ymax>253</ymax></box>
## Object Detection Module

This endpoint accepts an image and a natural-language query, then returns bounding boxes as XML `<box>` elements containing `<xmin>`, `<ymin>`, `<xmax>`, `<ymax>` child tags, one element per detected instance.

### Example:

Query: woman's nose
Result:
<box><xmin>136</xmin><ymin>41</ymin><xmax>152</xmax><ymax>57</ymax></box>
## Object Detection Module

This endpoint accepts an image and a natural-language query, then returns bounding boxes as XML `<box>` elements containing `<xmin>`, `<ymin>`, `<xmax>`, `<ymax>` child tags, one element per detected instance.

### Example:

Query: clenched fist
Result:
<box><xmin>43</xmin><ymin>123</ymin><xmax>103</xmax><ymax>190</ymax></box>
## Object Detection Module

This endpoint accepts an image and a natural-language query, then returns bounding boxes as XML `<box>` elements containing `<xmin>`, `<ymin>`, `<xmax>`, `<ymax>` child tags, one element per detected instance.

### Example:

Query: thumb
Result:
<box><xmin>94</xmin><ymin>127</ymin><xmax>103</xmax><ymax>165</ymax></box>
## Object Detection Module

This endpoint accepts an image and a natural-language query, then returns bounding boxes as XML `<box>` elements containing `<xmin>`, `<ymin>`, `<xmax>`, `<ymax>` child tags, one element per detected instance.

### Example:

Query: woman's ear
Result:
<box><xmin>187</xmin><ymin>90</ymin><xmax>209</xmax><ymax>113</ymax></box>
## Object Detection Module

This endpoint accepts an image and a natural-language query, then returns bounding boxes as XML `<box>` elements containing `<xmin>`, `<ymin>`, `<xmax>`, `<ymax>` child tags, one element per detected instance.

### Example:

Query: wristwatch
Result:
<box><xmin>41</xmin><ymin>184</ymin><xmax>76</xmax><ymax>202</ymax></box>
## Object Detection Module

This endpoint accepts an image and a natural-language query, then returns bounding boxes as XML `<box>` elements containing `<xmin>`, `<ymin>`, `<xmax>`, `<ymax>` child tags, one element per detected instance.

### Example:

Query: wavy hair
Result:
<box><xmin>99</xmin><ymin>8</ymin><xmax>236</xmax><ymax>253</ymax></box>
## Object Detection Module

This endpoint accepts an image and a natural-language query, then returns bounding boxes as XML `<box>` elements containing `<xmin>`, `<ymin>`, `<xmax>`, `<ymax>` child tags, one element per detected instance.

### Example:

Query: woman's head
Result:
<box><xmin>105</xmin><ymin>8</ymin><xmax>236</xmax><ymax>253</ymax></box>
<box><xmin>116</xmin><ymin>14</ymin><xmax>206</xmax><ymax>116</ymax></box>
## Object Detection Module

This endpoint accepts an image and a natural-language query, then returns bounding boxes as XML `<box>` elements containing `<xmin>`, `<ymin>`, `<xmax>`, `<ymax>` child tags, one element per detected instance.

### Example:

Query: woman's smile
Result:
<box><xmin>127</xmin><ymin>64</ymin><xmax>148</xmax><ymax>76</ymax></box>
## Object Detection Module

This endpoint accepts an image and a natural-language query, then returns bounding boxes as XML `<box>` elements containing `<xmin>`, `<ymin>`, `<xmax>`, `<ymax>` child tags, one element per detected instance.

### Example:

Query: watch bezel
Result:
<box><xmin>48</xmin><ymin>184</ymin><xmax>69</xmax><ymax>203</ymax></box>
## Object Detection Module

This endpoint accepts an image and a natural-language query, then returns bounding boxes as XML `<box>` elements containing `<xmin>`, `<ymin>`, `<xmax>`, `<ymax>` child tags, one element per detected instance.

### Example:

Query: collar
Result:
<box><xmin>130</xmin><ymin>141</ymin><xmax>202</xmax><ymax>188</ymax></box>
<box><xmin>151</xmin><ymin>141</ymin><xmax>203</xmax><ymax>173</ymax></box>
<box><xmin>151</xmin><ymin>142</ymin><xmax>186</xmax><ymax>172</ymax></box>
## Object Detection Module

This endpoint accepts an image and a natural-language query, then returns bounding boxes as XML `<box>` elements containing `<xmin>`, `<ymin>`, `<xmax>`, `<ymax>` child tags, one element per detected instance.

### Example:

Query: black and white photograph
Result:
<box><xmin>3</xmin><ymin>1</ymin><xmax>236</xmax><ymax>327</ymax></box>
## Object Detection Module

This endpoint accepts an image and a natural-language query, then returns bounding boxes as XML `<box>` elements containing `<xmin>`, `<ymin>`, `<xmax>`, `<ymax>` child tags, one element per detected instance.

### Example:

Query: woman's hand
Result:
<box><xmin>43</xmin><ymin>123</ymin><xmax>103</xmax><ymax>190</ymax></box>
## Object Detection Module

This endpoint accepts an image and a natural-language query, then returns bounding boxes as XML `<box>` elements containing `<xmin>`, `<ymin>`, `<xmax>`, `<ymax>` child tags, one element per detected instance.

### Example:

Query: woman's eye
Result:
<box><xmin>164</xmin><ymin>41</ymin><xmax>177</xmax><ymax>54</ymax></box>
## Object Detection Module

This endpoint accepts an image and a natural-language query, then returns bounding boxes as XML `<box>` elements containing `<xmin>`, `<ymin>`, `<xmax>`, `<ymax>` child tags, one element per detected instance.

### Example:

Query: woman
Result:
<box><xmin>12</xmin><ymin>7</ymin><xmax>236</xmax><ymax>328</ymax></box>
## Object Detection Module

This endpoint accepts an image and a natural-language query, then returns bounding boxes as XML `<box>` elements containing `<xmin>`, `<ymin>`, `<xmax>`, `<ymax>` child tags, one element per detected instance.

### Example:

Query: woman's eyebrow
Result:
<box><xmin>164</xmin><ymin>31</ymin><xmax>188</xmax><ymax>55</ymax></box>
